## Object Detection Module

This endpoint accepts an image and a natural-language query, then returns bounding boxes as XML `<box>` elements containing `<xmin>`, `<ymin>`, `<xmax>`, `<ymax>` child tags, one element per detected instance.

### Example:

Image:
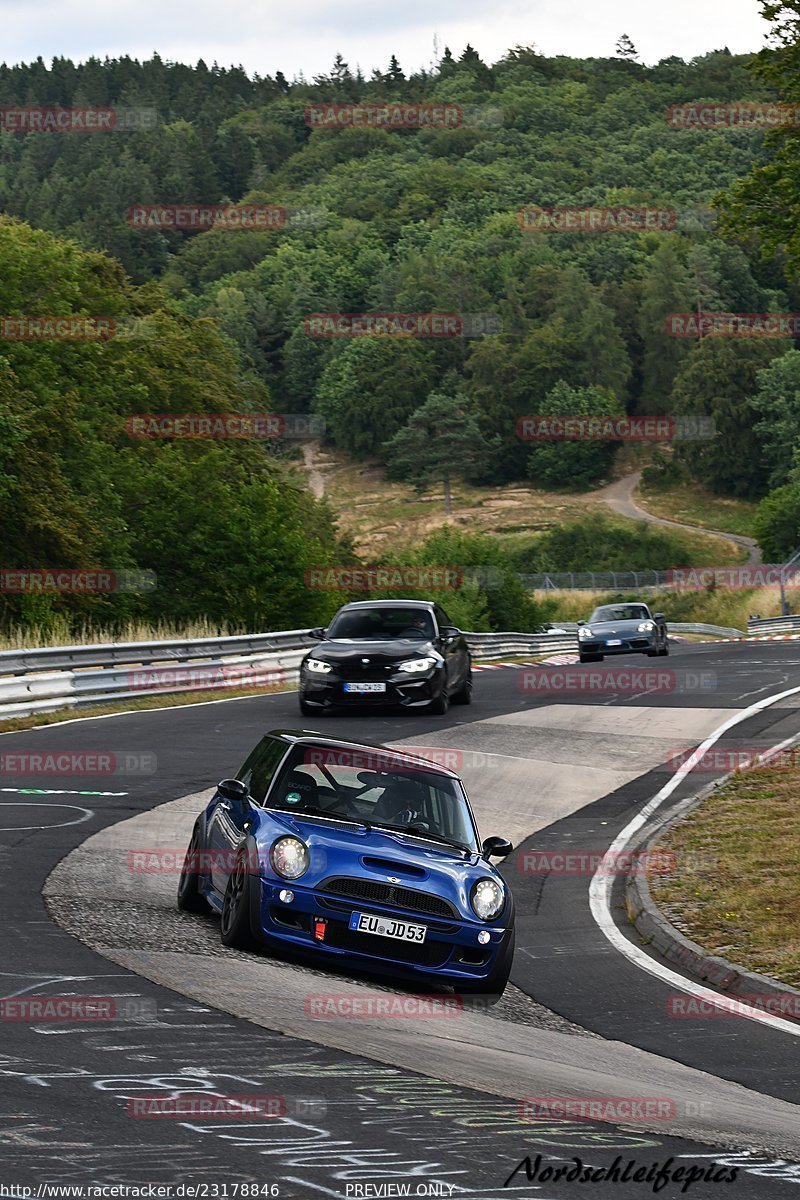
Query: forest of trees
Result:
<box><xmin>3</xmin><ymin>6</ymin><xmax>800</xmax><ymax>631</ymax></box>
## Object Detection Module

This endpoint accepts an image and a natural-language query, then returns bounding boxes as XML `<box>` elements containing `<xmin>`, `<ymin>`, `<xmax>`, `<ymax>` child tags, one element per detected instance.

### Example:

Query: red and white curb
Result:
<box><xmin>472</xmin><ymin>655</ymin><xmax>580</xmax><ymax>671</ymax></box>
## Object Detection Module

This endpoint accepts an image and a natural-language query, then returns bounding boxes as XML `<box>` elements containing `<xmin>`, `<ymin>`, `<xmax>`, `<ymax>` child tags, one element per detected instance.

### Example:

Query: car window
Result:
<box><xmin>265</xmin><ymin>744</ymin><xmax>479</xmax><ymax>850</ymax></box>
<box><xmin>590</xmin><ymin>605</ymin><xmax>648</xmax><ymax>622</ymax></box>
<box><xmin>434</xmin><ymin>604</ymin><xmax>453</xmax><ymax>631</ymax></box>
<box><xmin>237</xmin><ymin>736</ymin><xmax>289</xmax><ymax>806</ymax></box>
<box><xmin>327</xmin><ymin>607</ymin><xmax>434</xmax><ymax>640</ymax></box>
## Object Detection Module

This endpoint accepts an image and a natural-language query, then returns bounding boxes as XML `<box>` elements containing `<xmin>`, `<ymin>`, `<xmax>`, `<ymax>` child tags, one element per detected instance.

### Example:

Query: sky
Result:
<box><xmin>2</xmin><ymin>0</ymin><xmax>770</xmax><ymax>80</ymax></box>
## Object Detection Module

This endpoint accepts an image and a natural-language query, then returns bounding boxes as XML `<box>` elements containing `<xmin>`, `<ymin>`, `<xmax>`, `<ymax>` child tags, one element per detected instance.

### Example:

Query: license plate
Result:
<box><xmin>344</xmin><ymin>682</ymin><xmax>386</xmax><ymax>694</ymax></box>
<box><xmin>349</xmin><ymin>911</ymin><xmax>427</xmax><ymax>943</ymax></box>
<box><xmin>606</xmin><ymin>639</ymin><xmax>622</xmax><ymax>646</ymax></box>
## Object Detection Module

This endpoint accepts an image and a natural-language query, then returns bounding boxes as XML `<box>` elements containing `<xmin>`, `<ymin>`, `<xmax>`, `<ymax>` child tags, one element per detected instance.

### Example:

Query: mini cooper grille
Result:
<box><xmin>320</xmin><ymin>877</ymin><xmax>458</xmax><ymax>919</ymax></box>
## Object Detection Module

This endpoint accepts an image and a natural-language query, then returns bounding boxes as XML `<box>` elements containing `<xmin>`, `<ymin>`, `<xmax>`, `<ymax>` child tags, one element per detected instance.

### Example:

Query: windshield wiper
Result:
<box><xmin>371</xmin><ymin>822</ymin><xmax>471</xmax><ymax>853</ymax></box>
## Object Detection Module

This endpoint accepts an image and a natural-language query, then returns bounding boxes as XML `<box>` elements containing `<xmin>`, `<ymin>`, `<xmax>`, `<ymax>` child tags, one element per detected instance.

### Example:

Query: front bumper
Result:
<box><xmin>254</xmin><ymin>877</ymin><xmax>510</xmax><ymax>985</ymax></box>
<box><xmin>579</xmin><ymin>633</ymin><xmax>658</xmax><ymax>656</ymax></box>
<box><xmin>299</xmin><ymin>665</ymin><xmax>444</xmax><ymax>709</ymax></box>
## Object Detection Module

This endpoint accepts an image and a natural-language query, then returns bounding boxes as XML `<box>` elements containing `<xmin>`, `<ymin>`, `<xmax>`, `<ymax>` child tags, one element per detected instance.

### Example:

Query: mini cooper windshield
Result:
<box><xmin>265</xmin><ymin>743</ymin><xmax>478</xmax><ymax>853</ymax></box>
<box><xmin>325</xmin><ymin>607</ymin><xmax>435</xmax><ymax>640</ymax></box>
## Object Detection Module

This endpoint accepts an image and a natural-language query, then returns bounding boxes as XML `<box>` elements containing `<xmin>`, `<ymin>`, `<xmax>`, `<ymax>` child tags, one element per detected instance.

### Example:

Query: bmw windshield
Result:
<box><xmin>325</xmin><ymin>608</ymin><xmax>435</xmax><ymax>640</ymax></box>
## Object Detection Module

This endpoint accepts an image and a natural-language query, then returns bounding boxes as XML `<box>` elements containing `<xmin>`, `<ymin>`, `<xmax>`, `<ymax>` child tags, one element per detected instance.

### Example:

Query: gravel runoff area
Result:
<box><xmin>46</xmin><ymin>890</ymin><xmax>598</xmax><ymax>1036</ymax></box>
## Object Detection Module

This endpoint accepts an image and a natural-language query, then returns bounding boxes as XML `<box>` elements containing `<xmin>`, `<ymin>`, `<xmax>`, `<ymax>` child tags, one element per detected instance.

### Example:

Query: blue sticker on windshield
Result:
<box><xmin>285</xmin><ymin>791</ymin><xmax>302</xmax><ymax>805</ymax></box>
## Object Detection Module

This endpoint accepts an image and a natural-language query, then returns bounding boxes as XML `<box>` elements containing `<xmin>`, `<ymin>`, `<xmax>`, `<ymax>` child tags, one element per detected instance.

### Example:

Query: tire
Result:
<box><xmin>451</xmin><ymin>665</ymin><xmax>473</xmax><ymax>705</ymax></box>
<box><xmin>658</xmin><ymin>641</ymin><xmax>669</xmax><ymax>657</ymax></box>
<box><xmin>457</xmin><ymin>930</ymin><xmax>515</xmax><ymax>1004</ymax></box>
<box><xmin>220</xmin><ymin>849</ymin><xmax>259</xmax><ymax>950</ymax></box>
<box><xmin>299</xmin><ymin>697</ymin><xmax>314</xmax><ymax>716</ymax></box>
<box><xmin>428</xmin><ymin>686</ymin><xmax>450</xmax><ymax>715</ymax></box>
<box><xmin>177</xmin><ymin>821</ymin><xmax>209</xmax><ymax>914</ymax></box>
<box><xmin>579</xmin><ymin>652</ymin><xmax>596</xmax><ymax>664</ymax></box>
<box><xmin>646</xmin><ymin>649</ymin><xmax>659</xmax><ymax>658</ymax></box>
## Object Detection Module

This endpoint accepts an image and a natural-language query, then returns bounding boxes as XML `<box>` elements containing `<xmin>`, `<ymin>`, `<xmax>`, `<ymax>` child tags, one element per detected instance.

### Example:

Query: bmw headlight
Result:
<box><xmin>398</xmin><ymin>656</ymin><xmax>437</xmax><ymax>673</ymax></box>
<box><xmin>470</xmin><ymin>877</ymin><xmax>505</xmax><ymax>921</ymax></box>
<box><xmin>270</xmin><ymin>836</ymin><xmax>310</xmax><ymax>880</ymax></box>
<box><xmin>578</xmin><ymin>626</ymin><xmax>592</xmax><ymax>639</ymax></box>
<box><xmin>305</xmin><ymin>658</ymin><xmax>332</xmax><ymax>674</ymax></box>
<box><xmin>637</xmin><ymin>621</ymin><xmax>654</xmax><ymax>632</ymax></box>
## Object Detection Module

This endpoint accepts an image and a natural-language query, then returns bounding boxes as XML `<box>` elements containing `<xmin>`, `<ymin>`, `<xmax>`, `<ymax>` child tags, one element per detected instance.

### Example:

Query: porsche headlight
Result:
<box><xmin>270</xmin><ymin>836</ymin><xmax>309</xmax><ymax>880</ymax></box>
<box><xmin>305</xmin><ymin>658</ymin><xmax>332</xmax><ymax>674</ymax></box>
<box><xmin>398</xmin><ymin>656</ymin><xmax>437</xmax><ymax>673</ymax></box>
<box><xmin>637</xmin><ymin>621</ymin><xmax>654</xmax><ymax>632</ymax></box>
<box><xmin>578</xmin><ymin>626</ymin><xmax>592</xmax><ymax>639</ymax></box>
<box><xmin>470</xmin><ymin>877</ymin><xmax>505</xmax><ymax>921</ymax></box>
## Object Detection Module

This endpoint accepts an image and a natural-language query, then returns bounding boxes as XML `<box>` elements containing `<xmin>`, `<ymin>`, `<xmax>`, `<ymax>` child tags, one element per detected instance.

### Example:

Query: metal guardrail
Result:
<box><xmin>669</xmin><ymin>622</ymin><xmax>745</xmax><ymax>639</ymax></box>
<box><xmin>746</xmin><ymin>615</ymin><xmax>800</xmax><ymax>635</ymax></box>
<box><xmin>0</xmin><ymin>629</ymin><xmax>577</xmax><ymax>719</ymax></box>
<box><xmin>0</xmin><ymin>621</ymin><xmax>746</xmax><ymax>720</ymax></box>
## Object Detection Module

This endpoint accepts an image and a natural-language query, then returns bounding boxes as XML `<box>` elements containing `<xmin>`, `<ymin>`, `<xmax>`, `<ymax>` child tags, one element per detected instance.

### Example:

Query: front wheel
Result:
<box><xmin>456</xmin><ymin>930</ymin><xmax>515</xmax><ymax>1004</ymax></box>
<box><xmin>658</xmin><ymin>641</ymin><xmax>669</xmax><ymax>656</ymax></box>
<box><xmin>451</xmin><ymin>666</ymin><xmax>473</xmax><ymax>705</ymax></box>
<box><xmin>299</xmin><ymin>697</ymin><xmax>315</xmax><ymax>716</ymax></box>
<box><xmin>177</xmin><ymin>821</ymin><xmax>209</xmax><ymax>914</ymax></box>
<box><xmin>220</xmin><ymin>850</ymin><xmax>259</xmax><ymax>950</ymax></box>
<box><xmin>428</xmin><ymin>682</ymin><xmax>450</xmax><ymax>715</ymax></box>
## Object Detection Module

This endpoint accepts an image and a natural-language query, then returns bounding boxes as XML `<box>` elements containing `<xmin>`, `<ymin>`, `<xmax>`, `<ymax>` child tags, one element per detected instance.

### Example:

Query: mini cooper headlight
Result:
<box><xmin>398</xmin><ymin>656</ymin><xmax>437</xmax><ymax>673</ymax></box>
<box><xmin>305</xmin><ymin>658</ymin><xmax>332</xmax><ymax>674</ymax></box>
<box><xmin>270</xmin><ymin>836</ymin><xmax>309</xmax><ymax>880</ymax></box>
<box><xmin>578</xmin><ymin>626</ymin><xmax>592</xmax><ymax>639</ymax></box>
<box><xmin>637</xmin><ymin>621</ymin><xmax>654</xmax><ymax>632</ymax></box>
<box><xmin>470</xmin><ymin>877</ymin><xmax>505</xmax><ymax>921</ymax></box>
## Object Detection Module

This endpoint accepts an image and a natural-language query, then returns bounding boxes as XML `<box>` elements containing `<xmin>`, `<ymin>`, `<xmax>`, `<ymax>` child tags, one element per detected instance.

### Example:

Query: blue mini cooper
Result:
<box><xmin>178</xmin><ymin>729</ymin><xmax>515</xmax><ymax>997</ymax></box>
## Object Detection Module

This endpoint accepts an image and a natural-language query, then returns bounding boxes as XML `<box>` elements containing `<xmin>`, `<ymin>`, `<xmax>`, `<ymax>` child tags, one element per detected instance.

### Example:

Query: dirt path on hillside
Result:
<box><xmin>594</xmin><ymin>470</ymin><xmax>762</xmax><ymax>565</ymax></box>
<box><xmin>302</xmin><ymin>441</ymin><xmax>325</xmax><ymax>499</ymax></box>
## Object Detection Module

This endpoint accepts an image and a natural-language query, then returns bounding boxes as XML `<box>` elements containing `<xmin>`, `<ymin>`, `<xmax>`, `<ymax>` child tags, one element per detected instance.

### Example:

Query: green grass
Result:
<box><xmin>651</xmin><ymin>765</ymin><xmax>800</xmax><ymax>988</ymax></box>
<box><xmin>637</xmin><ymin>480</ymin><xmax>758</xmax><ymax>539</ymax></box>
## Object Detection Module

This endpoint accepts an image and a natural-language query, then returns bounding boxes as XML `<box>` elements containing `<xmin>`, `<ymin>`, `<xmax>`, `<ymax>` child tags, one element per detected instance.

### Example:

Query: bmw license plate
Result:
<box><xmin>606</xmin><ymin>639</ymin><xmax>622</xmax><ymax>646</ymax></box>
<box><xmin>349</xmin><ymin>911</ymin><xmax>427</xmax><ymax>943</ymax></box>
<box><xmin>344</xmin><ymin>682</ymin><xmax>386</xmax><ymax>694</ymax></box>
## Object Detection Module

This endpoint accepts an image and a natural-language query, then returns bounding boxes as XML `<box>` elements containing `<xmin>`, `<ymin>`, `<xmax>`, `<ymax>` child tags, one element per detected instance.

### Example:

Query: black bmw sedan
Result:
<box><xmin>298</xmin><ymin>600</ymin><xmax>472</xmax><ymax>715</ymax></box>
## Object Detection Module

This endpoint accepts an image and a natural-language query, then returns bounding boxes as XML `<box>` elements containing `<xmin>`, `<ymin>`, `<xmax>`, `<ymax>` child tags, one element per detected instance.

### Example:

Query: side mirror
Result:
<box><xmin>653</xmin><ymin>612</ymin><xmax>665</xmax><ymax>621</ymax></box>
<box><xmin>441</xmin><ymin>625</ymin><xmax>461</xmax><ymax>639</ymax></box>
<box><xmin>483</xmin><ymin>836</ymin><xmax>513</xmax><ymax>859</ymax></box>
<box><xmin>577</xmin><ymin>620</ymin><xmax>586</xmax><ymax>627</ymax></box>
<box><xmin>218</xmin><ymin>778</ymin><xmax>249</xmax><ymax>805</ymax></box>
<box><xmin>308</xmin><ymin>627</ymin><xmax>326</xmax><ymax>640</ymax></box>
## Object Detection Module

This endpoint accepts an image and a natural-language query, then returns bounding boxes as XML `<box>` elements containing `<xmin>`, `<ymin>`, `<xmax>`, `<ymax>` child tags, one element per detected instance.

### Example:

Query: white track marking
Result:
<box><xmin>0</xmin><ymin>802</ymin><xmax>94</xmax><ymax>830</ymax></box>
<box><xmin>589</xmin><ymin>683</ymin><xmax>800</xmax><ymax>1037</ymax></box>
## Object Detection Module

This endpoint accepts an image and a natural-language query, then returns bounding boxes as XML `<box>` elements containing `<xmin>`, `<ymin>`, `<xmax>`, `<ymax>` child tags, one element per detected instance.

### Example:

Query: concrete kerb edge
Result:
<box><xmin>624</xmin><ymin>764</ymin><xmax>800</xmax><ymax>1010</ymax></box>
